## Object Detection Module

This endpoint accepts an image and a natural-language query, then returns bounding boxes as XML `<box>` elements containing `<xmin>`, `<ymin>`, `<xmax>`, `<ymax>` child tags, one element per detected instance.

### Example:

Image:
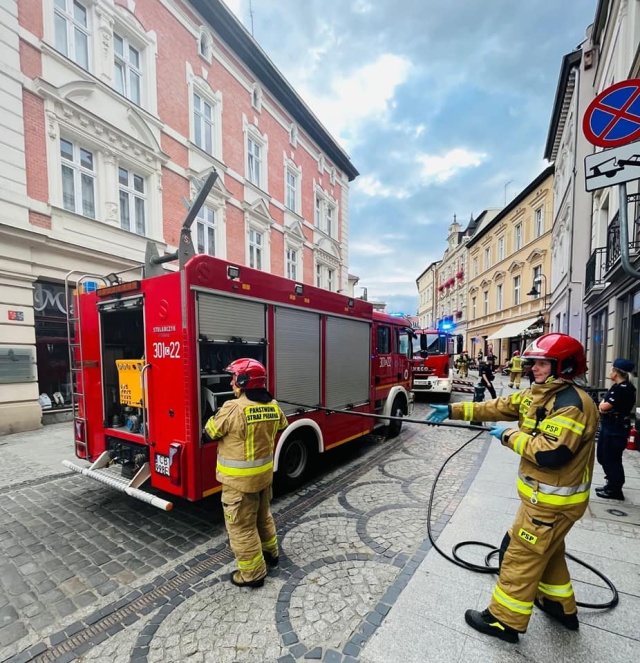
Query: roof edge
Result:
<box><xmin>467</xmin><ymin>165</ymin><xmax>555</xmax><ymax>248</ymax></box>
<box><xmin>544</xmin><ymin>50</ymin><xmax>582</xmax><ymax>161</ymax></box>
<box><xmin>190</xmin><ymin>0</ymin><xmax>359</xmax><ymax>181</ymax></box>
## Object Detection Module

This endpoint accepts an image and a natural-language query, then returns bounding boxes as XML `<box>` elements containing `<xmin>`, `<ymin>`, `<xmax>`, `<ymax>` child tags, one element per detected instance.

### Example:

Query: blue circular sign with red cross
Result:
<box><xmin>583</xmin><ymin>79</ymin><xmax>640</xmax><ymax>148</ymax></box>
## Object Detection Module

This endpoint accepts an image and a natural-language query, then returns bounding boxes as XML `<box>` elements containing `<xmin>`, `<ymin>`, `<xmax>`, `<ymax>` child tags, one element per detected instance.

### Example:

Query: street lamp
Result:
<box><xmin>527</xmin><ymin>273</ymin><xmax>547</xmax><ymax>300</ymax></box>
<box><xmin>527</xmin><ymin>273</ymin><xmax>548</xmax><ymax>330</ymax></box>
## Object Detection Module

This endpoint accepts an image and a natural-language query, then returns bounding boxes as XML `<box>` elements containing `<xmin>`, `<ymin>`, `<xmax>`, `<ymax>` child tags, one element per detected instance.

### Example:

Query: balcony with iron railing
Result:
<box><xmin>586</xmin><ymin>196</ymin><xmax>640</xmax><ymax>294</ymax></box>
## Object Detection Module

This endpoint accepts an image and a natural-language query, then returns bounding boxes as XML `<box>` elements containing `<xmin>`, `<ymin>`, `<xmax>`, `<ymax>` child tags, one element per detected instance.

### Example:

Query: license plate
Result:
<box><xmin>154</xmin><ymin>453</ymin><xmax>170</xmax><ymax>476</ymax></box>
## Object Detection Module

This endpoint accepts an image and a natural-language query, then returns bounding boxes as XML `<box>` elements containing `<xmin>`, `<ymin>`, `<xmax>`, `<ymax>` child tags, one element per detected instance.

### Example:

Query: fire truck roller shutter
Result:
<box><xmin>325</xmin><ymin>317</ymin><xmax>371</xmax><ymax>410</ymax></box>
<box><xmin>197</xmin><ymin>294</ymin><xmax>266</xmax><ymax>344</ymax></box>
<box><xmin>275</xmin><ymin>307</ymin><xmax>321</xmax><ymax>415</ymax></box>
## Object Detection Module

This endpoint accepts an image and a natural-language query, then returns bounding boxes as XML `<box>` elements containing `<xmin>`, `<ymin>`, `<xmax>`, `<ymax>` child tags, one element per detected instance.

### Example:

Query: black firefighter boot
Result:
<box><xmin>464</xmin><ymin>609</ymin><xmax>519</xmax><ymax>643</ymax></box>
<box><xmin>534</xmin><ymin>597</ymin><xmax>579</xmax><ymax>630</ymax></box>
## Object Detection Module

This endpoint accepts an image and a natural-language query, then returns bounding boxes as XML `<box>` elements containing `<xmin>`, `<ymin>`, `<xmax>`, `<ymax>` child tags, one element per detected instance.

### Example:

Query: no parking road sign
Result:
<box><xmin>583</xmin><ymin>79</ymin><xmax>640</xmax><ymax>148</ymax></box>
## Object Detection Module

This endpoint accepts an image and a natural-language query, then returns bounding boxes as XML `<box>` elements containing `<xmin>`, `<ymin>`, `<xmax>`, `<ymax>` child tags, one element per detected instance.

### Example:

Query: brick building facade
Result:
<box><xmin>0</xmin><ymin>0</ymin><xmax>357</xmax><ymax>433</ymax></box>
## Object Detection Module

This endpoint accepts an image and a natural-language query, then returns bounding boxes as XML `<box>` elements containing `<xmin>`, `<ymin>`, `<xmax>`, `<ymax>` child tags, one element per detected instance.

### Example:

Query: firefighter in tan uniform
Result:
<box><xmin>507</xmin><ymin>350</ymin><xmax>523</xmax><ymax>389</ymax></box>
<box><xmin>428</xmin><ymin>333</ymin><xmax>599</xmax><ymax>643</ymax></box>
<box><xmin>204</xmin><ymin>359</ymin><xmax>288</xmax><ymax>588</ymax></box>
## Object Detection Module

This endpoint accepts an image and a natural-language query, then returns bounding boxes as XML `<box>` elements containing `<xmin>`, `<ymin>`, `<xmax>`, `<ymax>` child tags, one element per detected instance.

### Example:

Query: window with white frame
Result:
<box><xmin>248</xmin><ymin>228</ymin><xmax>263</xmax><ymax>270</ymax></box>
<box><xmin>535</xmin><ymin>207</ymin><xmax>544</xmax><ymax>237</ymax></box>
<box><xmin>472</xmin><ymin>257</ymin><xmax>478</xmax><ymax>277</ymax></box>
<box><xmin>114</xmin><ymin>32</ymin><xmax>142</xmax><ymax>105</ymax></box>
<box><xmin>316</xmin><ymin>263</ymin><xmax>322</xmax><ymax>287</ymax></box>
<box><xmin>195</xmin><ymin>206</ymin><xmax>216</xmax><ymax>256</ymax></box>
<box><xmin>472</xmin><ymin>297</ymin><xmax>477</xmax><ymax>319</ymax></box>
<box><xmin>247</xmin><ymin>136</ymin><xmax>263</xmax><ymax>188</ymax></box>
<box><xmin>514</xmin><ymin>223</ymin><xmax>522</xmax><ymax>251</ymax></box>
<box><xmin>285</xmin><ymin>168</ymin><xmax>298</xmax><ymax>213</ymax></box>
<box><xmin>496</xmin><ymin>284</ymin><xmax>503</xmax><ymax>311</ymax></box>
<box><xmin>532</xmin><ymin>265</ymin><xmax>542</xmax><ymax>299</ymax></box>
<box><xmin>286</xmin><ymin>247</ymin><xmax>298</xmax><ymax>281</ymax></box>
<box><xmin>327</xmin><ymin>268</ymin><xmax>335</xmax><ymax>292</ymax></box>
<box><xmin>484</xmin><ymin>247</ymin><xmax>491</xmax><ymax>270</ymax></box>
<box><xmin>315</xmin><ymin>195</ymin><xmax>322</xmax><ymax>227</ymax></box>
<box><xmin>498</xmin><ymin>237</ymin><xmax>505</xmax><ymax>261</ymax></box>
<box><xmin>193</xmin><ymin>92</ymin><xmax>215</xmax><ymax>156</ymax></box>
<box><xmin>513</xmin><ymin>275</ymin><xmax>521</xmax><ymax>305</ymax></box>
<box><xmin>118</xmin><ymin>166</ymin><xmax>146</xmax><ymax>235</ymax></box>
<box><xmin>483</xmin><ymin>290</ymin><xmax>489</xmax><ymax>315</ymax></box>
<box><xmin>326</xmin><ymin>205</ymin><xmax>335</xmax><ymax>237</ymax></box>
<box><xmin>54</xmin><ymin>0</ymin><xmax>90</xmax><ymax>69</ymax></box>
<box><xmin>60</xmin><ymin>138</ymin><xmax>95</xmax><ymax>218</ymax></box>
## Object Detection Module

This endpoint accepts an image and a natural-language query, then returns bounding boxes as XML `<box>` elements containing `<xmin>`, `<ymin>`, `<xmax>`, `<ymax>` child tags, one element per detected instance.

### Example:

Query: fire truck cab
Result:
<box><xmin>63</xmin><ymin>173</ymin><xmax>414</xmax><ymax>510</ymax></box>
<box><xmin>410</xmin><ymin>329</ymin><xmax>455</xmax><ymax>400</ymax></box>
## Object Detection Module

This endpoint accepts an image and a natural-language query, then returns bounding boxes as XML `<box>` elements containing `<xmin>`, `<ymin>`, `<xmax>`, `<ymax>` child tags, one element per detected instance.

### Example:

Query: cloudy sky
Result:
<box><xmin>223</xmin><ymin>0</ymin><xmax>597</xmax><ymax>314</ymax></box>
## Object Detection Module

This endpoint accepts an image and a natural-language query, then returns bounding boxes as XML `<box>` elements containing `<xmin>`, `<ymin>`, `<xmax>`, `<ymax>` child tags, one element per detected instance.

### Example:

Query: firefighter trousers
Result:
<box><xmin>221</xmin><ymin>485</ymin><xmax>278</xmax><ymax>582</ymax></box>
<box><xmin>459</xmin><ymin>365</ymin><xmax>468</xmax><ymax>378</ymax></box>
<box><xmin>489</xmin><ymin>502</ymin><xmax>577</xmax><ymax>632</ymax></box>
<box><xmin>509</xmin><ymin>371</ymin><xmax>522</xmax><ymax>388</ymax></box>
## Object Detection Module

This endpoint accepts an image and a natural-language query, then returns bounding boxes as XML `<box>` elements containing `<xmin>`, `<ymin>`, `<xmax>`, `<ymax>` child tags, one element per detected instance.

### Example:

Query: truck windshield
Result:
<box><xmin>414</xmin><ymin>333</ymin><xmax>447</xmax><ymax>356</ymax></box>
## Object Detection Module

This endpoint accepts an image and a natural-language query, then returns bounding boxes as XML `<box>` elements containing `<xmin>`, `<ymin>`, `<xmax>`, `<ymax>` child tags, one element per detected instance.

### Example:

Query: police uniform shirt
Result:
<box><xmin>602</xmin><ymin>381</ymin><xmax>636</xmax><ymax>418</ymax></box>
<box><xmin>479</xmin><ymin>364</ymin><xmax>494</xmax><ymax>382</ymax></box>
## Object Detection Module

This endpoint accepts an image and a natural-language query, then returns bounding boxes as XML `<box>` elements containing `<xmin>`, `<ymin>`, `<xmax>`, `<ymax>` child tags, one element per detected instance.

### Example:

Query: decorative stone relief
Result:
<box><xmin>46</xmin><ymin>112</ymin><xmax>58</xmax><ymax>139</ymax></box>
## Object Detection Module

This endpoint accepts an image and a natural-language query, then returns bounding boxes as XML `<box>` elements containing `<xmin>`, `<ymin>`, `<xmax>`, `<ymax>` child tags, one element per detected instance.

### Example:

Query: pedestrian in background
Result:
<box><xmin>479</xmin><ymin>360</ymin><xmax>497</xmax><ymax>399</ymax></box>
<box><xmin>204</xmin><ymin>358</ymin><xmax>288</xmax><ymax>588</ymax></box>
<box><xmin>427</xmin><ymin>333</ymin><xmax>599</xmax><ymax>643</ymax></box>
<box><xmin>595</xmin><ymin>358</ymin><xmax>636</xmax><ymax>501</ymax></box>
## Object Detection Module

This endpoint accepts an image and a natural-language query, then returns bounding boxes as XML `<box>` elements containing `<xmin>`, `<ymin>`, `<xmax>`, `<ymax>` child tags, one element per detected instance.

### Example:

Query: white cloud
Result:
<box><xmin>355</xmin><ymin>174</ymin><xmax>410</xmax><ymax>199</ymax></box>
<box><xmin>297</xmin><ymin>54</ymin><xmax>412</xmax><ymax>145</ymax></box>
<box><xmin>417</xmin><ymin>147</ymin><xmax>487</xmax><ymax>184</ymax></box>
<box><xmin>350</xmin><ymin>241</ymin><xmax>395</xmax><ymax>256</ymax></box>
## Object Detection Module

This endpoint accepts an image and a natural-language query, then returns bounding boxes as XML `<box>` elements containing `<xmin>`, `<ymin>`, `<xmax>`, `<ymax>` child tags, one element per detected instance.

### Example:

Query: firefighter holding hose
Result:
<box><xmin>427</xmin><ymin>333</ymin><xmax>599</xmax><ymax>643</ymax></box>
<box><xmin>204</xmin><ymin>359</ymin><xmax>288</xmax><ymax>588</ymax></box>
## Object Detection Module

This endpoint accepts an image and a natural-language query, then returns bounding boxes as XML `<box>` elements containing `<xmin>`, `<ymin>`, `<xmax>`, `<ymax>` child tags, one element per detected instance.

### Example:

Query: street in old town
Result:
<box><xmin>1</xmin><ymin>375</ymin><xmax>639</xmax><ymax>663</ymax></box>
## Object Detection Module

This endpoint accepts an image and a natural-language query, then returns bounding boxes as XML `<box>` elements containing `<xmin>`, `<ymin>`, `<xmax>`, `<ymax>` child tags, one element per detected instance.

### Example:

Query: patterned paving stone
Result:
<box><xmin>366</xmin><ymin>508</ymin><xmax>428</xmax><ymax>556</ymax></box>
<box><xmin>281</xmin><ymin>517</ymin><xmax>369</xmax><ymax>566</ymax></box>
<box><xmin>288</xmin><ymin>561</ymin><xmax>398</xmax><ymax>651</ymax></box>
<box><xmin>147</xmin><ymin>573</ymin><xmax>286</xmax><ymax>663</ymax></box>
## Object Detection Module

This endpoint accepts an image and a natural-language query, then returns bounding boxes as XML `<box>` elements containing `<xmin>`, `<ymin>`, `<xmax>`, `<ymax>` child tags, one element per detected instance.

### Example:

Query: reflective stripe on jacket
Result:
<box><xmin>509</xmin><ymin>356</ymin><xmax>523</xmax><ymax>372</ymax></box>
<box><xmin>450</xmin><ymin>379</ymin><xmax>599</xmax><ymax>519</ymax></box>
<box><xmin>205</xmin><ymin>394</ymin><xmax>288</xmax><ymax>492</ymax></box>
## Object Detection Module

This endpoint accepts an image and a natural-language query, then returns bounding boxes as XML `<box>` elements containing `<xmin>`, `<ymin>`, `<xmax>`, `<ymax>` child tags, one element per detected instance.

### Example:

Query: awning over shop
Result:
<box><xmin>487</xmin><ymin>317</ymin><xmax>540</xmax><ymax>341</ymax></box>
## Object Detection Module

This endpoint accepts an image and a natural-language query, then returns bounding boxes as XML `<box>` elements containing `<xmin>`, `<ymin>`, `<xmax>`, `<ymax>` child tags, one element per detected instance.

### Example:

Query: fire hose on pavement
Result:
<box><xmin>278</xmin><ymin>399</ymin><xmax>619</xmax><ymax>611</ymax></box>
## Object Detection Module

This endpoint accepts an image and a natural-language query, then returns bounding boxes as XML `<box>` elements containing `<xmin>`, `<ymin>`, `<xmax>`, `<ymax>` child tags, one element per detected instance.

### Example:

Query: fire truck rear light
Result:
<box><xmin>227</xmin><ymin>265</ymin><xmax>241</xmax><ymax>280</ymax></box>
<box><xmin>169</xmin><ymin>442</ymin><xmax>182</xmax><ymax>486</ymax></box>
<box><xmin>75</xmin><ymin>419</ymin><xmax>85</xmax><ymax>442</ymax></box>
<box><xmin>294</xmin><ymin>284</ymin><xmax>304</xmax><ymax>295</ymax></box>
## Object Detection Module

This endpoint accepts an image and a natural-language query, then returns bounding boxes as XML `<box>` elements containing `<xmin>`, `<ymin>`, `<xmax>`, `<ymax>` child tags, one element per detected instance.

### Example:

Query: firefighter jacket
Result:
<box><xmin>450</xmin><ymin>379</ymin><xmax>599</xmax><ymax>521</ymax></box>
<box><xmin>457</xmin><ymin>352</ymin><xmax>470</xmax><ymax>366</ymax></box>
<box><xmin>508</xmin><ymin>355</ymin><xmax>523</xmax><ymax>373</ymax></box>
<box><xmin>204</xmin><ymin>394</ymin><xmax>288</xmax><ymax>493</ymax></box>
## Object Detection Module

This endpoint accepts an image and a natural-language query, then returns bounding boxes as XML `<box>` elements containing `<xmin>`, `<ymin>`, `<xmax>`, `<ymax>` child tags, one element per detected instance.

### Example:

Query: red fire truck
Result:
<box><xmin>63</xmin><ymin>172</ymin><xmax>414</xmax><ymax>511</ymax></box>
<box><xmin>410</xmin><ymin>329</ymin><xmax>455</xmax><ymax>401</ymax></box>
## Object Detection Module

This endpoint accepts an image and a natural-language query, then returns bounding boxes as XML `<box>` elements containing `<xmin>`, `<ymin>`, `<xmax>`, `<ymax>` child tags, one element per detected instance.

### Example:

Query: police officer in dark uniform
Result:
<box><xmin>478</xmin><ymin>361</ymin><xmax>497</xmax><ymax>399</ymax></box>
<box><xmin>595</xmin><ymin>358</ymin><xmax>636</xmax><ymax>501</ymax></box>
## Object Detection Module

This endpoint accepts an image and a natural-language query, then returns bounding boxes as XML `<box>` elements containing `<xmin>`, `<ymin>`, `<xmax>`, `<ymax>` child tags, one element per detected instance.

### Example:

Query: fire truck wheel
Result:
<box><xmin>386</xmin><ymin>396</ymin><xmax>406</xmax><ymax>439</ymax></box>
<box><xmin>278</xmin><ymin>436</ymin><xmax>312</xmax><ymax>488</ymax></box>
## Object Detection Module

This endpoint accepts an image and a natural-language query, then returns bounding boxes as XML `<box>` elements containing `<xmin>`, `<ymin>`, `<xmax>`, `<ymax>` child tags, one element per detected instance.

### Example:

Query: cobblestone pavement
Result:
<box><xmin>2</xmin><ymin>400</ymin><xmax>490</xmax><ymax>663</ymax></box>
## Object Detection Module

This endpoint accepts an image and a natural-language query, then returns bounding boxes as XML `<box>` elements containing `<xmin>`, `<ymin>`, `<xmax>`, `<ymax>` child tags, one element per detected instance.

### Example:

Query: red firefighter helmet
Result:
<box><xmin>512</xmin><ymin>350</ymin><xmax>520</xmax><ymax>356</ymax></box>
<box><xmin>225</xmin><ymin>358</ymin><xmax>267</xmax><ymax>389</ymax></box>
<box><xmin>522</xmin><ymin>333</ymin><xmax>586</xmax><ymax>378</ymax></box>
<box><xmin>463</xmin><ymin>349</ymin><xmax>468</xmax><ymax>353</ymax></box>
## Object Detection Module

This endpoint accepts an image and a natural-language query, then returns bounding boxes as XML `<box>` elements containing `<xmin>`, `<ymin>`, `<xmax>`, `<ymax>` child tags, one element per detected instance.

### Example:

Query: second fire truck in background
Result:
<box><xmin>410</xmin><ymin>329</ymin><xmax>455</xmax><ymax>401</ymax></box>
